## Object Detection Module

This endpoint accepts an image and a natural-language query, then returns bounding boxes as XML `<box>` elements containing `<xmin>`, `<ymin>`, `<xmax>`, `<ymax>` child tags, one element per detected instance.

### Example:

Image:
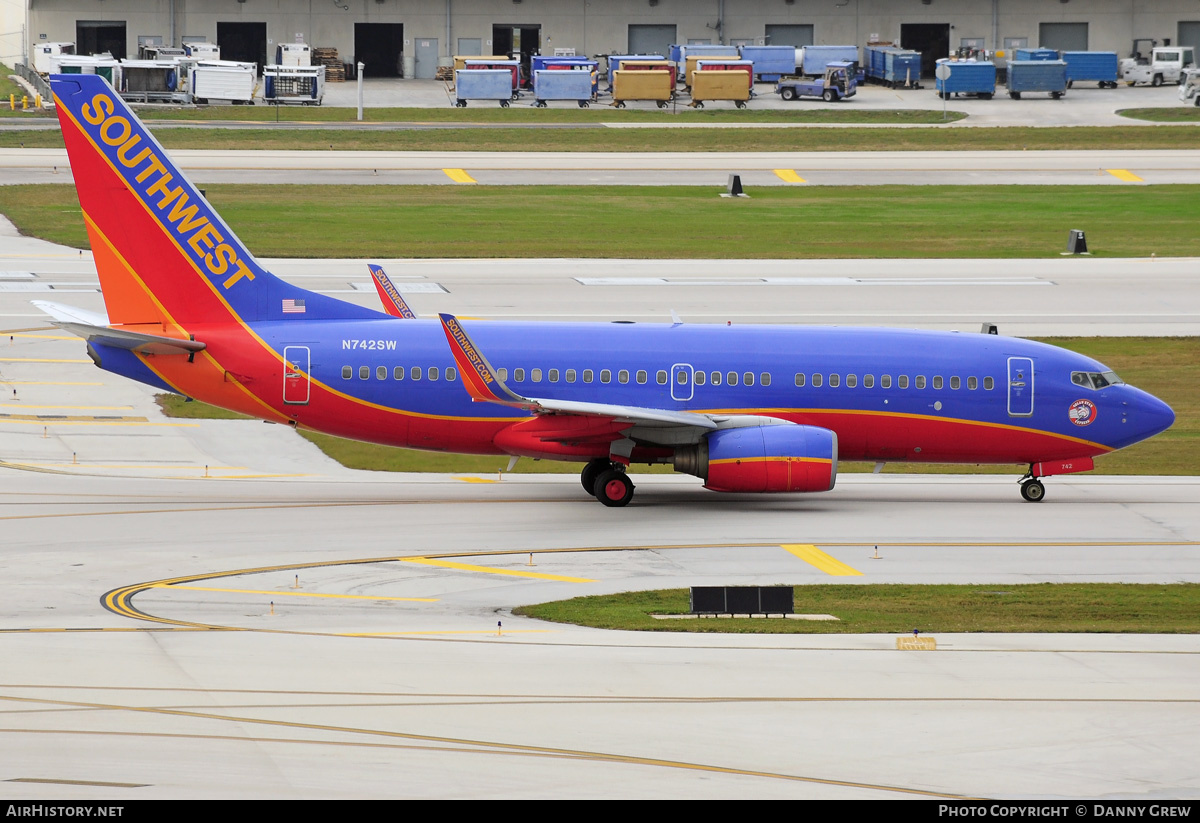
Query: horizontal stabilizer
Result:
<box><xmin>34</xmin><ymin>301</ymin><xmax>205</xmax><ymax>355</ymax></box>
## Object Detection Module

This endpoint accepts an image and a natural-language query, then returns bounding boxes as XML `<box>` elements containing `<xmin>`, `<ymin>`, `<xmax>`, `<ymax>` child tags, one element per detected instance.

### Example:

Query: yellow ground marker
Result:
<box><xmin>1106</xmin><ymin>169</ymin><xmax>1143</xmax><ymax>183</ymax></box>
<box><xmin>443</xmin><ymin>168</ymin><xmax>477</xmax><ymax>183</ymax></box>
<box><xmin>781</xmin><ymin>544</ymin><xmax>863</xmax><ymax>576</ymax></box>
<box><xmin>403</xmin><ymin>557</ymin><xmax>595</xmax><ymax>583</ymax></box>
<box><xmin>158</xmin><ymin>585</ymin><xmax>438</xmax><ymax>602</ymax></box>
<box><xmin>773</xmin><ymin>169</ymin><xmax>806</xmax><ymax>183</ymax></box>
<box><xmin>454</xmin><ymin>476</ymin><xmax>498</xmax><ymax>483</ymax></box>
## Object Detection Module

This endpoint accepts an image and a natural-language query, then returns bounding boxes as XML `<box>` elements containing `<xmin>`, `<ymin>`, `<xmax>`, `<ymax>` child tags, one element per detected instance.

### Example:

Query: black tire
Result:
<box><xmin>780</xmin><ymin>87</ymin><xmax>797</xmax><ymax>101</ymax></box>
<box><xmin>456</xmin><ymin>100</ymin><xmax>465</xmax><ymax>107</ymax></box>
<box><xmin>694</xmin><ymin>101</ymin><xmax>704</xmax><ymax>109</ymax></box>
<box><xmin>1020</xmin><ymin>479</ymin><xmax>1046</xmax><ymax>503</ymax></box>
<box><xmin>500</xmin><ymin>100</ymin><xmax>510</xmax><ymax>108</ymax></box>
<box><xmin>822</xmin><ymin>89</ymin><xmax>835</xmax><ymax>102</ymax></box>
<box><xmin>1010</xmin><ymin>91</ymin><xmax>1021</xmax><ymax>99</ymax></box>
<box><xmin>980</xmin><ymin>92</ymin><xmax>994</xmax><ymax>99</ymax></box>
<box><xmin>1152</xmin><ymin>74</ymin><xmax>1163</xmax><ymax>87</ymax></box>
<box><xmin>580</xmin><ymin>459</ymin><xmax>611</xmax><ymax>496</ymax></box>
<box><xmin>736</xmin><ymin>101</ymin><xmax>746</xmax><ymax>109</ymax></box>
<box><xmin>594</xmin><ymin>469</ymin><xmax>634</xmax><ymax>507</ymax></box>
<box><xmin>1051</xmin><ymin>91</ymin><xmax>1062</xmax><ymax>99</ymax></box>
<box><xmin>1066</xmin><ymin>80</ymin><xmax>1073</xmax><ymax>89</ymax></box>
<box><xmin>657</xmin><ymin>100</ymin><xmax>667</xmax><ymax>108</ymax></box>
<box><xmin>616</xmin><ymin>101</ymin><xmax>625</xmax><ymax>109</ymax></box>
<box><xmin>579</xmin><ymin>100</ymin><xmax>589</xmax><ymax>108</ymax></box>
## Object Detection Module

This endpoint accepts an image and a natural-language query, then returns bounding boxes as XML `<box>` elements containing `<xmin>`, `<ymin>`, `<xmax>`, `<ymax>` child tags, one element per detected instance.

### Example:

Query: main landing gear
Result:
<box><xmin>581</xmin><ymin>458</ymin><xmax>635</xmax><ymax>507</ymax></box>
<box><xmin>1019</xmin><ymin>469</ymin><xmax>1046</xmax><ymax>503</ymax></box>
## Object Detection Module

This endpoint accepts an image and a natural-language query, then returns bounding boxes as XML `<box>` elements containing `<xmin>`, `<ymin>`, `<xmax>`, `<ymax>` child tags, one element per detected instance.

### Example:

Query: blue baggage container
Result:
<box><xmin>453</xmin><ymin>69</ymin><xmax>514</xmax><ymax>107</ymax></box>
<box><xmin>934</xmin><ymin>59</ymin><xmax>996</xmax><ymax>98</ymax></box>
<box><xmin>798</xmin><ymin>45</ymin><xmax>859</xmax><ymax>77</ymax></box>
<box><xmin>865</xmin><ymin>45</ymin><xmax>922</xmax><ymax>88</ymax></box>
<box><xmin>533</xmin><ymin>58</ymin><xmax>599</xmax><ymax>94</ymax></box>
<box><xmin>533</xmin><ymin>69</ymin><xmax>595</xmax><ymax>107</ymax></box>
<box><xmin>736</xmin><ymin>45</ymin><xmax>795</xmax><ymax>81</ymax></box>
<box><xmin>1007</xmin><ymin>59</ymin><xmax>1068</xmax><ymax>98</ymax></box>
<box><xmin>669</xmin><ymin>44</ymin><xmax>740</xmax><ymax>67</ymax></box>
<box><xmin>1015</xmin><ymin>48</ymin><xmax>1059</xmax><ymax>62</ymax></box>
<box><xmin>1062</xmin><ymin>51</ymin><xmax>1120</xmax><ymax>87</ymax></box>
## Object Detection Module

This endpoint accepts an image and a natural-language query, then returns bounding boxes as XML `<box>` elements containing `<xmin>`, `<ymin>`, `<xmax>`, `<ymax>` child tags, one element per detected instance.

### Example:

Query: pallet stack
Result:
<box><xmin>435</xmin><ymin>66</ymin><xmax>453</xmax><ymax>81</ymax></box>
<box><xmin>313</xmin><ymin>47</ymin><xmax>345</xmax><ymax>82</ymax></box>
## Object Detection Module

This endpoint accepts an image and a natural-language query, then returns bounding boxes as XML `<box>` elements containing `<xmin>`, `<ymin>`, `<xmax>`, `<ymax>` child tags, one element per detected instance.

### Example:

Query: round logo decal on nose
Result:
<box><xmin>1069</xmin><ymin>399</ymin><xmax>1097</xmax><ymax>426</ymax></box>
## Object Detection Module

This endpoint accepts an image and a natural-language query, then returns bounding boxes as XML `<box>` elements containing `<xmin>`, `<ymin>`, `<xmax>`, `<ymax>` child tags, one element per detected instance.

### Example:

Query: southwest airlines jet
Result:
<box><xmin>40</xmin><ymin>74</ymin><xmax>1174</xmax><ymax>507</ymax></box>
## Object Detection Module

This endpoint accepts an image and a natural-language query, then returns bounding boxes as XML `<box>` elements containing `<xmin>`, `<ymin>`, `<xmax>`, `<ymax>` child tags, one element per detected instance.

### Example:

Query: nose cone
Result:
<box><xmin>1134</xmin><ymin>389</ymin><xmax>1175</xmax><ymax>442</ymax></box>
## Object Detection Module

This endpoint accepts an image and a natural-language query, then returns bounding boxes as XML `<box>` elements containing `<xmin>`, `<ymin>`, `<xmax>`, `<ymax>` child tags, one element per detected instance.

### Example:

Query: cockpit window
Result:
<box><xmin>1072</xmin><ymin>370</ymin><xmax>1125</xmax><ymax>390</ymax></box>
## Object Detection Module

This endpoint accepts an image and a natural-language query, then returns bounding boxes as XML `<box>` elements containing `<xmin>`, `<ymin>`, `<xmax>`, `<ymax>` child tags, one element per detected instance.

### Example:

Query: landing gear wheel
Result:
<box><xmin>580</xmin><ymin>459</ymin><xmax>612</xmax><ymax>496</ymax></box>
<box><xmin>1020</xmin><ymin>479</ymin><xmax>1046</xmax><ymax>503</ymax></box>
<box><xmin>780</xmin><ymin>87</ymin><xmax>797</xmax><ymax>101</ymax></box>
<box><xmin>594</xmin><ymin>469</ymin><xmax>634</xmax><ymax>507</ymax></box>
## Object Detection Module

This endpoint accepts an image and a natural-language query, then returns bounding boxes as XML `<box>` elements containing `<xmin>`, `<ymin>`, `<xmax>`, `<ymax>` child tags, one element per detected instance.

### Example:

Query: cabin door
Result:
<box><xmin>283</xmin><ymin>346</ymin><xmax>311</xmax><ymax>405</ymax></box>
<box><xmin>671</xmin><ymin>363</ymin><xmax>694</xmax><ymax>402</ymax></box>
<box><xmin>1007</xmin><ymin>356</ymin><xmax>1034</xmax><ymax>417</ymax></box>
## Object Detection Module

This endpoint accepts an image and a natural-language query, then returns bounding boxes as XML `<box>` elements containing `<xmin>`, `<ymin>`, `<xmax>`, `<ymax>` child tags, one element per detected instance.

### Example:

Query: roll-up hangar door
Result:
<box><xmin>628</xmin><ymin>24</ymin><xmax>676</xmax><ymax>56</ymax></box>
<box><xmin>1179</xmin><ymin>22</ymin><xmax>1200</xmax><ymax>60</ymax></box>
<box><xmin>765</xmin><ymin>24</ymin><xmax>813</xmax><ymax>48</ymax></box>
<box><xmin>1039</xmin><ymin>23</ymin><xmax>1088</xmax><ymax>52</ymax></box>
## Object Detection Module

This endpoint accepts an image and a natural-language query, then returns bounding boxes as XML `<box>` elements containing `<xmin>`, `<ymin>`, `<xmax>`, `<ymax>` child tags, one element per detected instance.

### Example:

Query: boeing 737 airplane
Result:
<box><xmin>38</xmin><ymin>74</ymin><xmax>1174</xmax><ymax>506</ymax></box>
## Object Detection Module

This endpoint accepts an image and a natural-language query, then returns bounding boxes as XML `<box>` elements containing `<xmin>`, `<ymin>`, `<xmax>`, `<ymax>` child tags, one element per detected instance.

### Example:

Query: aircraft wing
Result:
<box><xmin>437</xmin><ymin>313</ymin><xmax>795</xmax><ymax>449</ymax></box>
<box><xmin>33</xmin><ymin>300</ymin><xmax>206</xmax><ymax>356</ymax></box>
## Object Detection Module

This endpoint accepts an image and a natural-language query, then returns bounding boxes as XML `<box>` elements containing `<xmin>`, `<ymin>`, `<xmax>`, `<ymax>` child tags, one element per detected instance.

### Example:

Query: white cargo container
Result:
<box><xmin>277</xmin><ymin>43</ymin><xmax>312</xmax><ymax>67</ymax></box>
<box><xmin>190</xmin><ymin>60</ymin><xmax>258</xmax><ymax>104</ymax></box>
<box><xmin>184</xmin><ymin>43</ymin><xmax>220</xmax><ymax>60</ymax></box>
<box><xmin>33</xmin><ymin>42</ymin><xmax>75</xmax><ymax>74</ymax></box>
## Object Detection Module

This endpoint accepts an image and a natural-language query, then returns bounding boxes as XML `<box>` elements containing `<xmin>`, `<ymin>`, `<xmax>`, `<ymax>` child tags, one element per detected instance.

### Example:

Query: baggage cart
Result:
<box><xmin>1007</xmin><ymin>59</ymin><xmax>1068</xmax><ymax>99</ymax></box>
<box><xmin>864</xmin><ymin>45</ymin><xmax>922</xmax><ymax>88</ymax></box>
<box><xmin>55</xmin><ymin>55</ymin><xmax>122</xmax><ymax>89</ymax></box>
<box><xmin>611</xmin><ymin>69</ymin><xmax>673</xmax><ymax>108</ymax></box>
<box><xmin>461</xmin><ymin>59</ymin><xmax>521</xmax><ymax>98</ymax></box>
<box><xmin>33</xmin><ymin>42</ymin><xmax>75</xmax><ymax>75</ymax></box>
<box><xmin>453</xmin><ymin>69</ymin><xmax>514</xmax><ymax>107</ymax></box>
<box><xmin>1062</xmin><ymin>51</ymin><xmax>1120</xmax><ymax>88</ymax></box>
<box><xmin>190</xmin><ymin>61</ymin><xmax>258</xmax><ymax>104</ymax></box>
<box><xmin>614</xmin><ymin>59</ymin><xmax>676</xmax><ymax>90</ymax></box>
<box><xmin>796</xmin><ymin>45</ymin><xmax>859</xmax><ymax>77</ymax></box>
<box><xmin>277</xmin><ymin>43</ymin><xmax>311</xmax><ymax>67</ymax></box>
<box><xmin>185</xmin><ymin>43</ymin><xmax>220</xmax><ymax>60</ymax></box>
<box><xmin>689</xmin><ymin>70</ymin><xmax>751</xmax><ymax>108</ymax></box>
<box><xmin>119</xmin><ymin>60</ymin><xmax>189</xmax><ymax>103</ymax></box>
<box><xmin>695</xmin><ymin>59</ymin><xmax>754</xmax><ymax>94</ymax></box>
<box><xmin>1015</xmin><ymin>48</ymin><xmax>1060</xmax><ymax>62</ymax></box>
<box><xmin>542</xmin><ymin>60</ymin><xmax>599</xmax><ymax>95</ymax></box>
<box><xmin>737</xmin><ymin>45</ymin><xmax>795</xmax><ymax>82</ymax></box>
<box><xmin>533</xmin><ymin>69</ymin><xmax>594</xmax><ymax>107</ymax></box>
<box><xmin>264</xmin><ymin>64</ymin><xmax>325</xmax><ymax>105</ymax></box>
<box><xmin>934</xmin><ymin>59</ymin><xmax>996</xmax><ymax>98</ymax></box>
<box><xmin>603</xmin><ymin>55</ymin><xmax>664</xmax><ymax>89</ymax></box>
<box><xmin>684</xmin><ymin>53</ymin><xmax>739</xmax><ymax>88</ymax></box>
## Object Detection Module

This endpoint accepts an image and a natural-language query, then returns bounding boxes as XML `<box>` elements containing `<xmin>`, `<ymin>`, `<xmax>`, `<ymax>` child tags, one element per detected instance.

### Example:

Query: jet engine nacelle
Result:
<box><xmin>673</xmin><ymin>424</ymin><xmax>838</xmax><ymax>493</ymax></box>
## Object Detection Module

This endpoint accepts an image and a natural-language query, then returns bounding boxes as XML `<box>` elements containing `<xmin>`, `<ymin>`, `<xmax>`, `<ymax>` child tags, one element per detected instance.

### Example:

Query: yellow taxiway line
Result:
<box><xmin>403</xmin><ymin>557</ymin><xmax>596</xmax><ymax>583</ymax></box>
<box><xmin>773</xmin><ymin>169</ymin><xmax>806</xmax><ymax>183</ymax></box>
<box><xmin>1106</xmin><ymin>169</ymin><xmax>1144</xmax><ymax>182</ymax></box>
<box><xmin>443</xmin><ymin>168</ymin><xmax>477</xmax><ymax>183</ymax></box>
<box><xmin>782</xmin><ymin>544</ymin><xmax>863</xmax><ymax>576</ymax></box>
<box><xmin>158</xmin><ymin>585</ymin><xmax>438</xmax><ymax>603</ymax></box>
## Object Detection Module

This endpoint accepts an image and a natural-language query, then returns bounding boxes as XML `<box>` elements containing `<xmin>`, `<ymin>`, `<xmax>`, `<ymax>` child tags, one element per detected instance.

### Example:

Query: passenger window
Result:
<box><xmin>619</xmin><ymin>370</ymin><xmax>630</xmax><ymax>384</ymax></box>
<box><xmin>828</xmin><ymin>374</ymin><xmax>839</xmax><ymax>388</ymax></box>
<box><xmin>968</xmin><ymin>376</ymin><xmax>978</xmax><ymax>390</ymax></box>
<box><xmin>342</xmin><ymin>366</ymin><xmax>352</xmax><ymax>379</ymax></box>
<box><xmin>566</xmin><ymin>369</ymin><xmax>576</xmax><ymax>383</ymax></box>
<box><xmin>514</xmin><ymin>368</ymin><xmax>525</xmax><ymax>382</ymax></box>
<box><xmin>695</xmin><ymin>371</ymin><xmax>706</xmax><ymax>386</ymax></box>
<box><xmin>711</xmin><ymin>371</ymin><xmax>722</xmax><ymax>386</ymax></box>
<box><xmin>916</xmin><ymin>376</ymin><xmax>927</xmax><ymax>389</ymax></box>
<box><xmin>583</xmin><ymin>369</ymin><xmax>593</xmax><ymax>383</ymax></box>
<box><xmin>760</xmin><ymin>372</ymin><xmax>771</xmax><ymax>387</ymax></box>
<box><xmin>881</xmin><ymin>375</ymin><xmax>892</xmax><ymax>389</ymax></box>
<box><xmin>531</xmin><ymin>368</ymin><xmax>542</xmax><ymax>382</ymax></box>
<box><xmin>933</xmin><ymin>376</ymin><xmax>943</xmax><ymax>390</ymax></box>
<box><xmin>676</xmin><ymin>371</ymin><xmax>687</xmax><ymax>385</ymax></box>
<box><xmin>898</xmin><ymin>375</ymin><xmax>908</xmax><ymax>389</ymax></box>
<box><xmin>794</xmin><ymin>373</ymin><xmax>805</xmax><ymax>387</ymax></box>
<box><xmin>656</xmin><ymin>370</ymin><xmax>667</xmax><ymax>385</ymax></box>
<box><xmin>811</xmin><ymin>374</ymin><xmax>822</xmax><ymax>388</ymax></box>
<box><xmin>376</xmin><ymin>366</ymin><xmax>387</xmax><ymax>381</ymax></box>
<box><xmin>863</xmin><ymin>374</ymin><xmax>874</xmax><ymax>388</ymax></box>
<box><xmin>548</xmin><ymin>369</ymin><xmax>560</xmax><ymax>383</ymax></box>
<box><xmin>410</xmin><ymin>366</ymin><xmax>421</xmax><ymax>381</ymax></box>
<box><xmin>446</xmin><ymin>367</ymin><xmax>457</xmax><ymax>381</ymax></box>
<box><xmin>984</xmin><ymin>376</ymin><xmax>994</xmax><ymax>390</ymax></box>
<box><xmin>727</xmin><ymin>371</ymin><xmax>739</xmax><ymax>386</ymax></box>
<box><xmin>393</xmin><ymin>366</ymin><xmax>404</xmax><ymax>381</ymax></box>
<box><xmin>497</xmin><ymin>368</ymin><xmax>507</xmax><ymax>381</ymax></box>
<box><xmin>428</xmin><ymin>367</ymin><xmax>439</xmax><ymax>381</ymax></box>
<box><xmin>359</xmin><ymin>366</ymin><xmax>369</xmax><ymax>380</ymax></box>
<box><xmin>846</xmin><ymin>374</ymin><xmax>857</xmax><ymax>388</ymax></box>
<box><xmin>601</xmin><ymin>369</ymin><xmax>611</xmax><ymax>383</ymax></box>
<box><xmin>950</xmin><ymin>376</ymin><xmax>960</xmax><ymax>390</ymax></box>
<box><xmin>636</xmin><ymin>370</ymin><xmax>648</xmax><ymax>384</ymax></box>
<box><xmin>743</xmin><ymin>372</ymin><xmax>755</xmax><ymax>387</ymax></box>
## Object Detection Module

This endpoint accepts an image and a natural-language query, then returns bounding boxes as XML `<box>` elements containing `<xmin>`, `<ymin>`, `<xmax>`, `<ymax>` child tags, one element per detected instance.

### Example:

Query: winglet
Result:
<box><xmin>368</xmin><ymin>264</ymin><xmax>416</xmax><ymax>318</ymax></box>
<box><xmin>438</xmin><ymin>314</ymin><xmax>527</xmax><ymax>405</ymax></box>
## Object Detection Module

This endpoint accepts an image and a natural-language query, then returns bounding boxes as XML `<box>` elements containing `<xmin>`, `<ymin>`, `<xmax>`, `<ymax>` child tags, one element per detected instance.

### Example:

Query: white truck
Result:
<box><xmin>1180</xmin><ymin>68</ymin><xmax>1200</xmax><ymax>106</ymax></box>
<box><xmin>1121</xmin><ymin>45</ymin><xmax>1195</xmax><ymax>86</ymax></box>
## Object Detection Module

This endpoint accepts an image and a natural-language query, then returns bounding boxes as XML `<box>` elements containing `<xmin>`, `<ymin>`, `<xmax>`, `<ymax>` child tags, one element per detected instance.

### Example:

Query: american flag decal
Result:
<box><xmin>282</xmin><ymin>298</ymin><xmax>306</xmax><ymax>314</ymax></box>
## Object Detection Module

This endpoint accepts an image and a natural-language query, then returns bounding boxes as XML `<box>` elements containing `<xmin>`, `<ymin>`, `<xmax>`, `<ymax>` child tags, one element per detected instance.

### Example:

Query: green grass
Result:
<box><xmin>513</xmin><ymin>583</ymin><xmax>1200</xmax><ymax>633</ymax></box>
<box><xmin>5</xmin><ymin>183</ymin><xmax>1200</xmax><ymax>259</ymax></box>
<box><xmin>0</xmin><ymin>63</ymin><xmax>49</xmax><ymax>118</ymax></box>
<box><xmin>7</xmin><ymin>124</ymin><xmax>1200</xmax><ymax>151</ymax></box>
<box><xmin>1118</xmin><ymin>107</ymin><xmax>1200</xmax><ymax>122</ymax></box>
<box><xmin>154</xmin><ymin>337</ymin><xmax>1197</xmax><ymax>477</ymax></box>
